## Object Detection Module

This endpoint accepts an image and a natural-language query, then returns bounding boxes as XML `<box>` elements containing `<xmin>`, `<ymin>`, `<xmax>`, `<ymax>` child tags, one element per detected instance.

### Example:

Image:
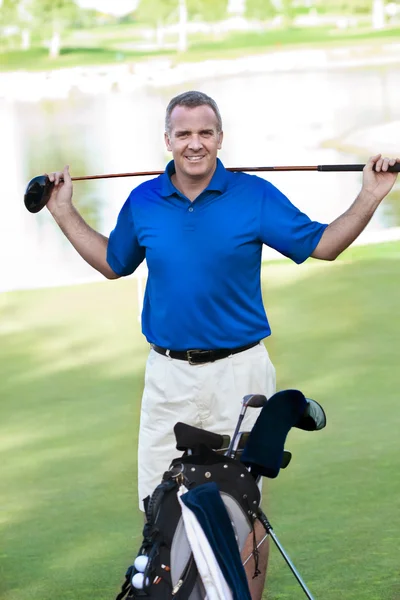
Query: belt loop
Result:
<box><xmin>165</xmin><ymin>349</ymin><xmax>172</xmax><ymax>361</ymax></box>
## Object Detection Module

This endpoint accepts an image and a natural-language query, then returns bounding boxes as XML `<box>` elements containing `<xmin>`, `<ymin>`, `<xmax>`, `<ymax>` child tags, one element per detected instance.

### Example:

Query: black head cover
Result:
<box><xmin>236</xmin><ymin>433</ymin><xmax>292</xmax><ymax>469</ymax></box>
<box><xmin>24</xmin><ymin>175</ymin><xmax>53</xmax><ymax>213</ymax></box>
<box><xmin>241</xmin><ymin>389</ymin><xmax>308</xmax><ymax>479</ymax></box>
<box><xmin>174</xmin><ymin>422</ymin><xmax>229</xmax><ymax>452</ymax></box>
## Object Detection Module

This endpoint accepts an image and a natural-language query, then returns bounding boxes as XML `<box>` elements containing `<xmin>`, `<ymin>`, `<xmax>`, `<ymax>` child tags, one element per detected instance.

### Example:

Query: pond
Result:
<box><xmin>1</xmin><ymin>62</ymin><xmax>399</xmax><ymax>292</ymax></box>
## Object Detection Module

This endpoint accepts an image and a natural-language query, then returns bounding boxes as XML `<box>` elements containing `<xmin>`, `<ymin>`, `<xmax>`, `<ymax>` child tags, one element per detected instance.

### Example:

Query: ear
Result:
<box><xmin>164</xmin><ymin>132</ymin><xmax>172</xmax><ymax>151</ymax></box>
<box><xmin>217</xmin><ymin>131</ymin><xmax>223</xmax><ymax>150</ymax></box>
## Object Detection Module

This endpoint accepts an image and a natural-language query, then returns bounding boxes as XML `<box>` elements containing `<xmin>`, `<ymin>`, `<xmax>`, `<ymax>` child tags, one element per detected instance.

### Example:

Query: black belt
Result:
<box><xmin>151</xmin><ymin>341</ymin><xmax>260</xmax><ymax>365</ymax></box>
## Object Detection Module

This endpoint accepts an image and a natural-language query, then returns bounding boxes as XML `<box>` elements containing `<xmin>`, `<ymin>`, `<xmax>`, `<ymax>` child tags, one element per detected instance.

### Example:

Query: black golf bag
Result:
<box><xmin>116</xmin><ymin>440</ymin><xmax>260</xmax><ymax>600</ymax></box>
<box><xmin>115</xmin><ymin>389</ymin><xmax>326</xmax><ymax>600</ymax></box>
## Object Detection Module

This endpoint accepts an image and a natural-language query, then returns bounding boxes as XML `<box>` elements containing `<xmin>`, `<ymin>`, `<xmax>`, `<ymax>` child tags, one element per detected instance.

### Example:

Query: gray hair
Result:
<box><xmin>165</xmin><ymin>90</ymin><xmax>223</xmax><ymax>135</ymax></box>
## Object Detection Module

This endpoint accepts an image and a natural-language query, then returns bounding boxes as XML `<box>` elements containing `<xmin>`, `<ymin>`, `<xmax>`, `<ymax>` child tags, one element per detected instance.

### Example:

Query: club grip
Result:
<box><xmin>318</xmin><ymin>164</ymin><xmax>400</xmax><ymax>172</ymax></box>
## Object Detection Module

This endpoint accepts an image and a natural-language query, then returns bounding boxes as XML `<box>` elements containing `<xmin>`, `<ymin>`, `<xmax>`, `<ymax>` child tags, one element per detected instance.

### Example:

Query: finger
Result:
<box><xmin>370</xmin><ymin>153</ymin><xmax>381</xmax><ymax>162</ymax></box>
<box><xmin>375</xmin><ymin>156</ymin><xmax>384</xmax><ymax>172</ymax></box>
<box><xmin>63</xmin><ymin>164</ymin><xmax>71</xmax><ymax>184</ymax></box>
<box><xmin>381</xmin><ymin>157</ymin><xmax>391</xmax><ymax>172</ymax></box>
<box><xmin>389</xmin><ymin>158</ymin><xmax>396</xmax><ymax>166</ymax></box>
<box><xmin>365</xmin><ymin>154</ymin><xmax>381</xmax><ymax>172</ymax></box>
<box><xmin>56</xmin><ymin>170</ymin><xmax>66</xmax><ymax>186</ymax></box>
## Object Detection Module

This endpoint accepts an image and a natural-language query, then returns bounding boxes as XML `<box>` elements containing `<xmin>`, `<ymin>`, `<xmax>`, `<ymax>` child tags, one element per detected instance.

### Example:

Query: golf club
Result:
<box><xmin>241</xmin><ymin>389</ymin><xmax>316</xmax><ymax>479</ymax></box>
<box><xmin>296</xmin><ymin>397</ymin><xmax>326</xmax><ymax>431</ymax></box>
<box><xmin>225</xmin><ymin>394</ymin><xmax>267</xmax><ymax>459</ymax></box>
<box><xmin>23</xmin><ymin>162</ymin><xmax>400</xmax><ymax>213</ymax></box>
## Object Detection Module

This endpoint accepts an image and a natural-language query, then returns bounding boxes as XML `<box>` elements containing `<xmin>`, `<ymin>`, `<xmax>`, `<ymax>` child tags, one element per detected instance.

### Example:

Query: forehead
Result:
<box><xmin>168</xmin><ymin>104</ymin><xmax>219</xmax><ymax>132</ymax></box>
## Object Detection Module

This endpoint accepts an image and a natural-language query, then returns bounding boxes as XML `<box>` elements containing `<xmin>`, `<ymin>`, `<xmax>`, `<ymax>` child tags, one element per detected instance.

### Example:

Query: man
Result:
<box><xmin>46</xmin><ymin>90</ymin><xmax>399</xmax><ymax>599</ymax></box>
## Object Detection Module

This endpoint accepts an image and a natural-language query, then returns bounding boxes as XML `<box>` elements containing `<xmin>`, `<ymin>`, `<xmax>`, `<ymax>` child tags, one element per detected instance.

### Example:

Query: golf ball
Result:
<box><xmin>131</xmin><ymin>573</ymin><xmax>144</xmax><ymax>589</ymax></box>
<box><xmin>134</xmin><ymin>555</ymin><xmax>149</xmax><ymax>572</ymax></box>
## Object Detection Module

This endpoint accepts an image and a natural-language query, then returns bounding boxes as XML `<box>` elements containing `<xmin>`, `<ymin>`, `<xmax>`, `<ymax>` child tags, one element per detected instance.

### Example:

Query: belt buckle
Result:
<box><xmin>187</xmin><ymin>349</ymin><xmax>206</xmax><ymax>365</ymax></box>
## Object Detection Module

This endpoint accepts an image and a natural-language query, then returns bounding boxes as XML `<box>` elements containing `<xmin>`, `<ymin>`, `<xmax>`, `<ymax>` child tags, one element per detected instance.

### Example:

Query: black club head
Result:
<box><xmin>24</xmin><ymin>175</ymin><xmax>53</xmax><ymax>213</ymax></box>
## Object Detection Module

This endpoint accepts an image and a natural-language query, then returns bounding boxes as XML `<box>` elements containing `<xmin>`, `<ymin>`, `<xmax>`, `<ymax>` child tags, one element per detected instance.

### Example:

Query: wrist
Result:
<box><xmin>48</xmin><ymin>201</ymin><xmax>75</xmax><ymax>222</ymax></box>
<box><xmin>357</xmin><ymin>187</ymin><xmax>382</xmax><ymax>209</ymax></box>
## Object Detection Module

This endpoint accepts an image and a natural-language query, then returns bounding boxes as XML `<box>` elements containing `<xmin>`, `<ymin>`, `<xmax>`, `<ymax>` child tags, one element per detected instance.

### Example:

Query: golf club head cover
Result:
<box><xmin>241</xmin><ymin>389</ymin><xmax>308</xmax><ymax>478</ymax></box>
<box><xmin>174</xmin><ymin>422</ymin><xmax>229</xmax><ymax>452</ymax></box>
<box><xmin>236</xmin><ymin>433</ymin><xmax>292</xmax><ymax>469</ymax></box>
<box><xmin>295</xmin><ymin>398</ymin><xmax>327</xmax><ymax>431</ymax></box>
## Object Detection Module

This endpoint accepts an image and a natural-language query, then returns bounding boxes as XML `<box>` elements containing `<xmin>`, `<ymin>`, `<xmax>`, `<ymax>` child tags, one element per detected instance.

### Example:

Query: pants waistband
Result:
<box><xmin>151</xmin><ymin>341</ymin><xmax>260</xmax><ymax>365</ymax></box>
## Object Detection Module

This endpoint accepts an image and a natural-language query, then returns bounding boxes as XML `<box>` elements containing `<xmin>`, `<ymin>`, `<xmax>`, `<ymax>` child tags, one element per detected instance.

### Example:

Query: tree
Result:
<box><xmin>0</xmin><ymin>0</ymin><xmax>19</xmax><ymax>49</ymax></box>
<box><xmin>135</xmin><ymin>0</ymin><xmax>177</xmax><ymax>48</ymax></box>
<box><xmin>18</xmin><ymin>0</ymin><xmax>33</xmax><ymax>49</ymax></box>
<box><xmin>135</xmin><ymin>0</ymin><xmax>230</xmax><ymax>52</ymax></box>
<box><xmin>0</xmin><ymin>0</ymin><xmax>18</xmax><ymax>23</ymax></box>
<box><xmin>28</xmin><ymin>0</ymin><xmax>80</xmax><ymax>58</ymax></box>
<box><xmin>0</xmin><ymin>0</ymin><xmax>34</xmax><ymax>50</ymax></box>
<box><xmin>245</xmin><ymin>0</ymin><xmax>277</xmax><ymax>20</ymax></box>
<box><xmin>372</xmin><ymin>0</ymin><xmax>386</xmax><ymax>29</ymax></box>
<box><xmin>187</xmin><ymin>0</ymin><xmax>229</xmax><ymax>22</ymax></box>
<box><xmin>280</xmin><ymin>0</ymin><xmax>296</xmax><ymax>26</ymax></box>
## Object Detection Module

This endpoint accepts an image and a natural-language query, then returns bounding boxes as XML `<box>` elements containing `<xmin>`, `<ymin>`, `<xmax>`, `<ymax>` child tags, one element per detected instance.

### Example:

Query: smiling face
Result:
<box><xmin>164</xmin><ymin>104</ymin><xmax>223</xmax><ymax>186</ymax></box>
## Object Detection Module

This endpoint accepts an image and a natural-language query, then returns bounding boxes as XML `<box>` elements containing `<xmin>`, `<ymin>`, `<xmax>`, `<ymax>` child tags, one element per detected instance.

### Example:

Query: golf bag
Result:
<box><xmin>116</xmin><ymin>437</ymin><xmax>261</xmax><ymax>599</ymax></box>
<box><xmin>116</xmin><ymin>389</ymin><xmax>326</xmax><ymax>600</ymax></box>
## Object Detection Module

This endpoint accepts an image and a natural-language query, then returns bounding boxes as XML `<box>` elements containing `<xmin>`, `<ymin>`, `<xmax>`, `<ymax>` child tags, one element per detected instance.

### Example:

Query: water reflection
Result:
<box><xmin>1</xmin><ymin>65</ymin><xmax>399</xmax><ymax>292</ymax></box>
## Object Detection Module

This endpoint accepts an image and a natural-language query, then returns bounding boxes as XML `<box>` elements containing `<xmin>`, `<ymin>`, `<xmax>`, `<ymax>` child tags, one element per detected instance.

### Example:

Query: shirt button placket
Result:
<box><xmin>184</xmin><ymin>203</ymin><xmax>195</xmax><ymax>231</ymax></box>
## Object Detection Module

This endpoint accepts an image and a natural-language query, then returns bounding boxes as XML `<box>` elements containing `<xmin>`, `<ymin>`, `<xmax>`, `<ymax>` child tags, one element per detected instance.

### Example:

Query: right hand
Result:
<box><xmin>362</xmin><ymin>154</ymin><xmax>399</xmax><ymax>203</ymax></box>
<box><xmin>45</xmin><ymin>165</ymin><xmax>73</xmax><ymax>214</ymax></box>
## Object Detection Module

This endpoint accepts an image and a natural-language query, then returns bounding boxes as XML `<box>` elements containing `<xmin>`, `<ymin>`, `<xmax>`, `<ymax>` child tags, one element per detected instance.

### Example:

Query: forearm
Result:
<box><xmin>51</xmin><ymin>204</ymin><xmax>119</xmax><ymax>279</ymax></box>
<box><xmin>312</xmin><ymin>189</ymin><xmax>380</xmax><ymax>261</ymax></box>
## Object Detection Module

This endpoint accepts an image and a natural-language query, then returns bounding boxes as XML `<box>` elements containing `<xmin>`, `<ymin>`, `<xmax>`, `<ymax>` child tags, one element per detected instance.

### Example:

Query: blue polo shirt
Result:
<box><xmin>107</xmin><ymin>159</ymin><xmax>327</xmax><ymax>350</ymax></box>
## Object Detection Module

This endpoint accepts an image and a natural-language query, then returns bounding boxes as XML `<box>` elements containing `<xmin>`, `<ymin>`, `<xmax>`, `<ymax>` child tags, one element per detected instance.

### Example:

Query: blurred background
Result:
<box><xmin>1</xmin><ymin>0</ymin><xmax>400</xmax><ymax>291</ymax></box>
<box><xmin>1</xmin><ymin>2</ymin><xmax>400</xmax><ymax>600</ymax></box>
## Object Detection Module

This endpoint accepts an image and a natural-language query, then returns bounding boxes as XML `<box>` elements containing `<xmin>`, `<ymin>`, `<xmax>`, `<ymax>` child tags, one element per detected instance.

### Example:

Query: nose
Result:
<box><xmin>188</xmin><ymin>134</ymin><xmax>203</xmax><ymax>151</ymax></box>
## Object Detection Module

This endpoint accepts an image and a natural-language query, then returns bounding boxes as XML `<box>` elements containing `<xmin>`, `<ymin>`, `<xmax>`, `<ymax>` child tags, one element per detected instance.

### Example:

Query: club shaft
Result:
<box><xmin>69</xmin><ymin>163</ymin><xmax>400</xmax><ymax>182</ymax></box>
<box><xmin>231</xmin><ymin>431</ymin><xmax>244</xmax><ymax>457</ymax></box>
<box><xmin>226</xmin><ymin>410</ymin><xmax>246</xmax><ymax>458</ymax></box>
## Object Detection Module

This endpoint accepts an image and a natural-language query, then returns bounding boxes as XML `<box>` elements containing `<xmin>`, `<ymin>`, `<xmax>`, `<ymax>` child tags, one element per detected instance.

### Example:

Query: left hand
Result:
<box><xmin>362</xmin><ymin>154</ymin><xmax>399</xmax><ymax>202</ymax></box>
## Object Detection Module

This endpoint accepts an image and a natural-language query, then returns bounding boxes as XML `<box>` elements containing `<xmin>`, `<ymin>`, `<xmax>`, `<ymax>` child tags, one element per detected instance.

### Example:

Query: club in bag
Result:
<box><xmin>225</xmin><ymin>394</ymin><xmax>267</xmax><ymax>459</ymax></box>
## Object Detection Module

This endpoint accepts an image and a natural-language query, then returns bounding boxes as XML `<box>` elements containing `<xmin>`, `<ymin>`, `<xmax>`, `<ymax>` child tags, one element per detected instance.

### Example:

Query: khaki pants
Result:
<box><xmin>137</xmin><ymin>342</ymin><xmax>276</xmax><ymax>509</ymax></box>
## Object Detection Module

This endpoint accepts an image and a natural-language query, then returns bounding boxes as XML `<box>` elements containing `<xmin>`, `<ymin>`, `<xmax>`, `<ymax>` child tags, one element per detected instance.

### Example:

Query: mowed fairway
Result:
<box><xmin>1</xmin><ymin>242</ymin><xmax>400</xmax><ymax>600</ymax></box>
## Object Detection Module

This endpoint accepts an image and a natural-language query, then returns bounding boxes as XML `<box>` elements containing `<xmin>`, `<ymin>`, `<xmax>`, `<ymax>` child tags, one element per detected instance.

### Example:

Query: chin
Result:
<box><xmin>184</xmin><ymin>160</ymin><xmax>211</xmax><ymax>175</ymax></box>
<box><xmin>185</xmin><ymin>168</ymin><xmax>208</xmax><ymax>179</ymax></box>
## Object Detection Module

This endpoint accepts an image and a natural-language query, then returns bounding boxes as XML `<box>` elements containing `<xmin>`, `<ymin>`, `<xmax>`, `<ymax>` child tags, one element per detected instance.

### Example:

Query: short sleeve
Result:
<box><xmin>259</xmin><ymin>181</ymin><xmax>328</xmax><ymax>264</ymax></box>
<box><xmin>106</xmin><ymin>197</ymin><xmax>145</xmax><ymax>276</ymax></box>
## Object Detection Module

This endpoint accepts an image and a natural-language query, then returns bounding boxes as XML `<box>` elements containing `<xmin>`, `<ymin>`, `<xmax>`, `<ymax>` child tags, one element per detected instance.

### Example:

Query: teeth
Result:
<box><xmin>186</xmin><ymin>156</ymin><xmax>203</xmax><ymax>161</ymax></box>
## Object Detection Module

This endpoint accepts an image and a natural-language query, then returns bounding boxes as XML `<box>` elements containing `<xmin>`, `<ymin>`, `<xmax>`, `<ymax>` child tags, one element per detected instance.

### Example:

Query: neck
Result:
<box><xmin>172</xmin><ymin>164</ymin><xmax>217</xmax><ymax>202</ymax></box>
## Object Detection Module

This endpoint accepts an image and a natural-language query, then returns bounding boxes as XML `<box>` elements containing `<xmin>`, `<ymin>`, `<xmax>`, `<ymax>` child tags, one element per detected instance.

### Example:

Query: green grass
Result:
<box><xmin>190</xmin><ymin>24</ymin><xmax>400</xmax><ymax>52</ymax></box>
<box><xmin>1</xmin><ymin>241</ymin><xmax>400</xmax><ymax>599</ymax></box>
<box><xmin>0</xmin><ymin>46</ymin><xmax>168</xmax><ymax>71</ymax></box>
<box><xmin>1</xmin><ymin>24</ymin><xmax>399</xmax><ymax>72</ymax></box>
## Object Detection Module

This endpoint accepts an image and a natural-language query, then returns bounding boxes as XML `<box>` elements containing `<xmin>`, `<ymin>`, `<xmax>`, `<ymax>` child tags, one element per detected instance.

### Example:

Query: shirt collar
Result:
<box><xmin>160</xmin><ymin>158</ymin><xmax>229</xmax><ymax>198</ymax></box>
